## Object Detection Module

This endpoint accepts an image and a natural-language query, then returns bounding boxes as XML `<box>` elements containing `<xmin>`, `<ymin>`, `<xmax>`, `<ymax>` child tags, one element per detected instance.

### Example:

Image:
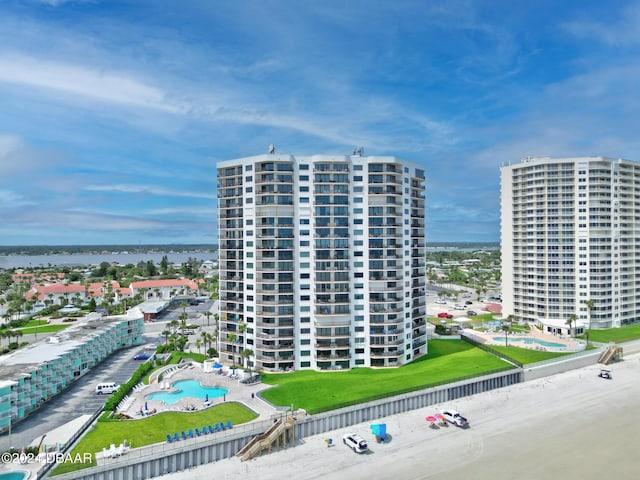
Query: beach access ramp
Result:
<box><xmin>598</xmin><ymin>345</ymin><xmax>623</xmax><ymax>365</ymax></box>
<box><xmin>236</xmin><ymin>416</ymin><xmax>296</xmax><ymax>461</ymax></box>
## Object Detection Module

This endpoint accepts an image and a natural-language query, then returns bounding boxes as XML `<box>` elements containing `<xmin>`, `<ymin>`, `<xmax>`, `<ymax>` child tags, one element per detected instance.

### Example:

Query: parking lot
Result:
<box><xmin>3</xmin><ymin>336</ymin><xmax>156</xmax><ymax>450</ymax></box>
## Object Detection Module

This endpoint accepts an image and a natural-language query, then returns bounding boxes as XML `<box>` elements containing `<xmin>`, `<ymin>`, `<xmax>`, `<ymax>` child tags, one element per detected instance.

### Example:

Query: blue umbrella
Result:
<box><xmin>144</xmin><ymin>401</ymin><xmax>148</xmax><ymax>411</ymax></box>
<box><xmin>205</xmin><ymin>394</ymin><xmax>209</xmax><ymax>402</ymax></box>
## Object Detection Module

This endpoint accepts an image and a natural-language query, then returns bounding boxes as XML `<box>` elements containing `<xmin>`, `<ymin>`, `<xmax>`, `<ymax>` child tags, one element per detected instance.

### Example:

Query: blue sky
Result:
<box><xmin>1</xmin><ymin>0</ymin><xmax>639</xmax><ymax>245</ymax></box>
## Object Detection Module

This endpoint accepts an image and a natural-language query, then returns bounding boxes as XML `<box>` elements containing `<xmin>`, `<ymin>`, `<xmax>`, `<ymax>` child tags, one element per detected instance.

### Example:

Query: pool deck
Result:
<box><xmin>464</xmin><ymin>326</ymin><xmax>583</xmax><ymax>352</ymax></box>
<box><xmin>121</xmin><ymin>363</ymin><xmax>278</xmax><ymax>420</ymax></box>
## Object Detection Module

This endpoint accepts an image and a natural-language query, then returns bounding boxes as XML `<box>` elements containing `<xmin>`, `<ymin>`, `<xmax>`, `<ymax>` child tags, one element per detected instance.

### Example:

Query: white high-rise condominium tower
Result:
<box><xmin>217</xmin><ymin>152</ymin><xmax>427</xmax><ymax>372</ymax></box>
<box><xmin>501</xmin><ymin>156</ymin><xmax>640</xmax><ymax>333</ymax></box>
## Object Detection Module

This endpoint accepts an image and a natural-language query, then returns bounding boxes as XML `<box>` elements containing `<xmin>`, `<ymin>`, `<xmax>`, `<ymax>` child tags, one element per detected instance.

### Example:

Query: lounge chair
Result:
<box><xmin>220</xmin><ymin>422</ymin><xmax>226</xmax><ymax>431</ymax></box>
<box><xmin>214</xmin><ymin>423</ymin><xmax>221</xmax><ymax>432</ymax></box>
<box><xmin>208</xmin><ymin>425</ymin><xmax>214</xmax><ymax>434</ymax></box>
<box><xmin>188</xmin><ymin>429</ymin><xmax>194</xmax><ymax>438</ymax></box>
<box><xmin>226</xmin><ymin>420</ymin><xmax>232</xmax><ymax>429</ymax></box>
<box><xmin>173</xmin><ymin>432</ymin><xmax>179</xmax><ymax>442</ymax></box>
<box><xmin>181</xmin><ymin>431</ymin><xmax>187</xmax><ymax>440</ymax></box>
<box><xmin>195</xmin><ymin>428</ymin><xmax>201</xmax><ymax>436</ymax></box>
<box><xmin>166</xmin><ymin>434</ymin><xmax>172</xmax><ymax>443</ymax></box>
<box><xmin>203</xmin><ymin>425</ymin><xmax>209</xmax><ymax>434</ymax></box>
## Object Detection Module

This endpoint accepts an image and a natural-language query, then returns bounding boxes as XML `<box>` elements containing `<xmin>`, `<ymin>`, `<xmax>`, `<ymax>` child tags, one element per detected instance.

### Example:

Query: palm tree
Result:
<box><xmin>179</xmin><ymin>312</ymin><xmax>188</xmax><ymax>330</ymax></box>
<box><xmin>201</xmin><ymin>331</ymin><xmax>213</xmax><ymax>356</ymax></box>
<box><xmin>162</xmin><ymin>329</ymin><xmax>171</xmax><ymax>345</ymax></box>
<box><xmin>240</xmin><ymin>348</ymin><xmax>254</xmax><ymax>373</ymax></box>
<box><xmin>566</xmin><ymin>314</ymin><xmax>577</xmax><ymax>337</ymax></box>
<box><xmin>195</xmin><ymin>338</ymin><xmax>203</xmax><ymax>355</ymax></box>
<box><xmin>204</xmin><ymin>311</ymin><xmax>212</xmax><ymax>327</ymax></box>
<box><xmin>501</xmin><ymin>323</ymin><xmax>510</xmax><ymax>347</ymax></box>
<box><xmin>15</xmin><ymin>330</ymin><xmax>23</xmax><ymax>345</ymax></box>
<box><xmin>169</xmin><ymin>333</ymin><xmax>179</xmax><ymax>352</ymax></box>
<box><xmin>585</xmin><ymin>299</ymin><xmax>594</xmax><ymax>345</ymax></box>
<box><xmin>169</xmin><ymin>320</ymin><xmax>179</xmax><ymax>334</ymax></box>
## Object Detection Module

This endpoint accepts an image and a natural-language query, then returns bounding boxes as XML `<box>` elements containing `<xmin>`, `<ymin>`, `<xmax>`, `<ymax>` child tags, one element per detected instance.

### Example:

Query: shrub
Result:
<box><xmin>104</xmin><ymin>361</ymin><xmax>155</xmax><ymax>411</ymax></box>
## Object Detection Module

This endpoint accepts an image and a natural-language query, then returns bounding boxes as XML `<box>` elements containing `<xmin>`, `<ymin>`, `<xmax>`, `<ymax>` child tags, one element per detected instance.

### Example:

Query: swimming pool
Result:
<box><xmin>0</xmin><ymin>472</ymin><xmax>28</xmax><ymax>480</ymax></box>
<box><xmin>146</xmin><ymin>380</ymin><xmax>228</xmax><ymax>405</ymax></box>
<box><xmin>492</xmin><ymin>337</ymin><xmax>565</xmax><ymax>348</ymax></box>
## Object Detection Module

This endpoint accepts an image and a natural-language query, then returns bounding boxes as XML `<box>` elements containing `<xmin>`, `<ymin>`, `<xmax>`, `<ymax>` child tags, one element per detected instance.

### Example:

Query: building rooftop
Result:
<box><xmin>0</xmin><ymin>314</ymin><xmax>138</xmax><ymax>380</ymax></box>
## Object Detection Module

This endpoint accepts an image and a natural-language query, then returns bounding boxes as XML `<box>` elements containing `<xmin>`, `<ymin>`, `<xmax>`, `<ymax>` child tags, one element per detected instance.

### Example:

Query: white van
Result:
<box><xmin>95</xmin><ymin>382</ymin><xmax>119</xmax><ymax>395</ymax></box>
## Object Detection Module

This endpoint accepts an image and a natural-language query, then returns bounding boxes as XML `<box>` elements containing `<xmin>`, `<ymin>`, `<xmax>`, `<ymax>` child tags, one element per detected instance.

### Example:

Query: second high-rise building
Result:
<box><xmin>217</xmin><ymin>151</ymin><xmax>427</xmax><ymax>372</ymax></box>
<box><xmin>501</xmin><ymin>155</ymin><xmax>640</xmax><ymax>333</ymax></box>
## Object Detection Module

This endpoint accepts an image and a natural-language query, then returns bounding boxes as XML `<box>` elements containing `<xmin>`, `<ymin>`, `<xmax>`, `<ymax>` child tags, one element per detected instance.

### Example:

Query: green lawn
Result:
<box><xmin>23</xmin><ymin>319</ymin><xmax>50</xmax><ymax>327</ymax></box>
<box><xmin>18</xmin><ymin>324</ymin><xmax>70</xmax><ymax>334</ymax></box>
<box><xmin>261</xmin><ymin>340</ymin><xmax>512</xmax><ymax>414</ymax></box>
<box><xmin>489</xmin><ymin>345</ymin><xmax>572</xmax><ymax>364</ymax></box>
<box><xmin>51</xmin><ymin>402</ymin><xmax>257</xmax><ymax>476</ymax></box>
<box><xmin>585</xmin><ymin>323</ymin><xmax>640</xmax><ymax>343</ymax></box>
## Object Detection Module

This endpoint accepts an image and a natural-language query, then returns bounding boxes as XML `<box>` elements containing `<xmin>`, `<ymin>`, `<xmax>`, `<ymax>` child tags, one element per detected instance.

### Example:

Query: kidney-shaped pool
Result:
<box><xmin>146</xmin><ymin>380</ymin><xmax>228</xmax><ymax>405</ymax></box>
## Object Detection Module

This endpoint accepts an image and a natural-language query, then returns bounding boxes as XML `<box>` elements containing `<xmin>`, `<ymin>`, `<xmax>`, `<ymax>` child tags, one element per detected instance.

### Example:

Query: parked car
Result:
<box><xmin>440</xmin><ymin>409</ymin><xmax>469</xmax><ymax>427</ymax></box>
<box><xmin>454</xmin><ymin>304</ymin><xmax>465</xmax><ymax>310</ymax></box>
<box><xmin>133</xmin><ymin>353</ymin><xmax>151</xmax><ymax>361</ymax></box>
<box><xmin>343</xmin><ymin>433</ymin><xmax>368</xmax><ymax>453</ymax></box>
<box><xmin>465</xmin><ymin>300</ymin><xmax>473</xmax><ymax>305</ymax></box>
<box><xmin>438</xmin><ymin>312</ymin><xmax>453</xmax><ymax>319</ymax></box>
<box><xmin>467</xmin><ymin>310</ymin><xmax>477</xmax><ymax>316</ymax></box>
<box><xmin>434</xmin><ymin>299</ymin><xmax>446</xmax><ymax>304</ymax></box>
<box><xmin>95</xmin><ymin>382</ymin><xmax>119</xmax><ymax>395</ymax></box>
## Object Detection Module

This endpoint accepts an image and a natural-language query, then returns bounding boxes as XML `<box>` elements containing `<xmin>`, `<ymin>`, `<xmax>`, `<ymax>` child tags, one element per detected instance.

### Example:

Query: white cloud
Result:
<box><xmin>0</xmin><ymin>189</ymin><xmax>32</xmax><ymax>206</ymax></box>
<box><xmin>0</xmin><ymin>53</ymin><xmax>186</xmax><ymax>113</ymax></box>
<box><xmin>84</xmin><ymin>184</ymin><xmax>218</xmax><ymax>200</ymax></box>
<box><xmin>0</xmin><ymin>133</ymin><xmax>21</xmax><ymax>156</ymax></box>
<box><xmin>563</xmin><ymin>3</ymin><xmax>640</xmax><ymax>46</ymax></box>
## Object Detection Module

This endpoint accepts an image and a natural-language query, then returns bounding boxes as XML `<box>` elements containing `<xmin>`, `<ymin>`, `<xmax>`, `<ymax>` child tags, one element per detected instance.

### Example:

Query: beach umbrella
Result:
<box><xmin>144</xmin><ymin>401</ymin><xmax>148</xmax><ymax>411</ymax></box>
<box><xmin>205</xmin><ymin>393</ymin><xmax>209</xmax><ymax>402</ymax></box>
<box><xmin>426</xmin><ymin>415</ymin><xmax>437</xmax><ymax>428</ymax></box>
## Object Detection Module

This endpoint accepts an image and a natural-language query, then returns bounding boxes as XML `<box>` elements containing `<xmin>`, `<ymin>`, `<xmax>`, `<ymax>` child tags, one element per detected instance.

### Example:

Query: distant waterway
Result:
<box><xmin>0</xmin><ymin>251</ymin><xmax>218</xmax><ymax>269</ymax></box>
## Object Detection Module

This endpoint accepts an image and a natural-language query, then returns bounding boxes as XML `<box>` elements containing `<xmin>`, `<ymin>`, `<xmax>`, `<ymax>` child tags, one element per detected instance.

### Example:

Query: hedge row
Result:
<box><xmin>103</xmin><ymin>360</ymin><xmax>155</xmax><ymax>411</ymax></box>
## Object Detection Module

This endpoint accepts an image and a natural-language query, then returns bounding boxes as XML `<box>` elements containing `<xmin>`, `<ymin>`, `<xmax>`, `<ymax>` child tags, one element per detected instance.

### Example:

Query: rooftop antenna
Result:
<box><xmin>268</xmin><ymin>144</ymin><xmax>276</xmax><ymax>154</ymax></box>
<box><xmin>355</xmin><ymin>146</ymin><xmax>364</xmax><ymax>156</ymax></box>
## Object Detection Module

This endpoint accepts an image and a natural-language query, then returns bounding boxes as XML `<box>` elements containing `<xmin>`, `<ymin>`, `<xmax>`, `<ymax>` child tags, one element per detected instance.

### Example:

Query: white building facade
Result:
<box><xmin>217</xmin><ymin>153</ymin><xmax>427</xmax><ymax>372</ymax></box>
<box><xmin>501</xmin><ymin>156</ymin><xmax>640</xmax><ymax>331</ymax></box>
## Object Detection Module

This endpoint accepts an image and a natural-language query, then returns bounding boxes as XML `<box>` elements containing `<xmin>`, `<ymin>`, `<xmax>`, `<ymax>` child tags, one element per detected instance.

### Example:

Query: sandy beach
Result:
<box><xmin>160</xmin><ymin>354</ymin><xmax>640</xmax><ymax>480</ymax></box>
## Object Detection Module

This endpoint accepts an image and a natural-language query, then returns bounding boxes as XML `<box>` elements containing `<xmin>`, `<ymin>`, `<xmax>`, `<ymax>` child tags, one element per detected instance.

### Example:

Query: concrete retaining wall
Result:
<box><xmin>50</xmin><ymin>369</ymin><xmax>521</xmax><ymax>480</ymax></box>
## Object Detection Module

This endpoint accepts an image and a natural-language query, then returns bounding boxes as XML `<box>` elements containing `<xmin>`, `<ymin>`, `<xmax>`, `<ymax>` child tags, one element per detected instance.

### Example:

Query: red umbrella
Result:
<box><xmin>426</xmin><ymin>415</ymin><xmax>437</xmax><ymax>422</ymax></box>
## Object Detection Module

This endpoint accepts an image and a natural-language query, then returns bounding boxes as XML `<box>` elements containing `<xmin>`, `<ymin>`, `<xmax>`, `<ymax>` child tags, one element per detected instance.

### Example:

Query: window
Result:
<box><xmin>246</xmin><ymin>165</ymin><xmax>253</xmax><ymax>171</ymax></box>
<box><xmin>300</xmin><ymin>175</ymin><xmax>309</xmax><ymax>181</ymax></box>
<box><xmin>354</xmin><ymin>165</ymin><xmax>363</xmax><ymax>171</ymax></box>
<box><xmin>300</xmin><ymin>164</ymin><xmax>309</xmax><ymax>170</ymax></box>
<box><xmin>300</xmin><ymin>186</ymin><xmax>309</xmax><ymax>192</ymax></box>
<box><xmin>354</xmin><ymin>175</ymin><xmax>363</xmax><ymax>181</ymax></box>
